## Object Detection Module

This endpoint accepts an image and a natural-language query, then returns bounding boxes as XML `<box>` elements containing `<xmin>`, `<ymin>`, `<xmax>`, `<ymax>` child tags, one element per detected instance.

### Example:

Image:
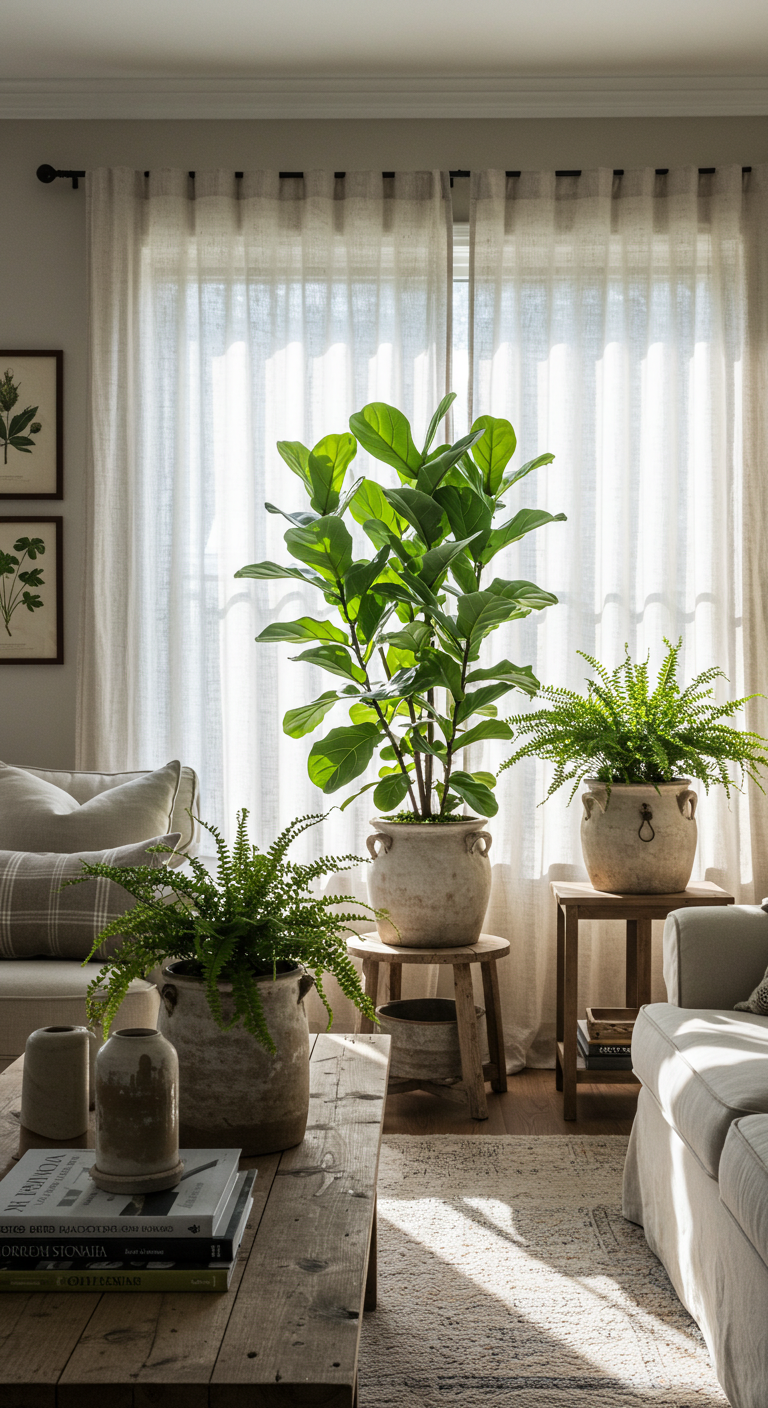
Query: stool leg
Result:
<box><xmin>563</xmin><ymin>907</ymin><xmax>579</xmax><ymax>1121</ymax></box>
<box><xmin>388</xmin><ymin>963</ymin><xmax>402</xmax><ymax>1002</ymax></box>
<box><xmin>481</xmin><ymin>960</ymin><xmax>507</xmax><ymax>1093</ymax></box>
<box><xmin>556</xmin><ymin>901</ymin><xmax>564</xmax><ymax>1091</ymax></box>
<box><xmin>453</xmin><ymin>963</ymin><xmax>488</xmax><ymax>1120</ymax></box>
<box><xmin>359</xmin><ymin>958</ymin><xmax>380</xmax><ymax>1035</ymax></box>
<box><xmin>625</xmin><ymin>920</ymin><xmax>638</xmax><ymax>1008</ymax></box>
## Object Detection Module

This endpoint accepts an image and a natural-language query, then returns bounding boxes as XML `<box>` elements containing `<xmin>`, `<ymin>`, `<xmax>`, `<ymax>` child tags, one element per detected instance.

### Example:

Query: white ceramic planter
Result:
<box><xmin>376</xmin><ymin>998</ymin><xmax>489</xmax><ymax>1081</ymax></box>
<box><xmin>91</xmin><ymin>1027</ymin><xmax>183</xmax><ymax>1195</ymax></box>
<box><xmin>366</xmin><ymin>816</ymin><xmax>493</xmax><ymax>948</ymax></box>
<box><xmin>580</xmin><ymin>779</ymin><xmax>698</xmax><ymax>894</ymax></box>
<box><xmin>157</xmin><ymin>962</ymin><xmax>314</xmax><ymax>1155</ymax></box>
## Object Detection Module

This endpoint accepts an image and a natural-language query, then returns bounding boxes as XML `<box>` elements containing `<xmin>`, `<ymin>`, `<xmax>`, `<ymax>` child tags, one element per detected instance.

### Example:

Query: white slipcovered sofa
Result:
<box><xmin>0</xmin><ymin>763</ymin><xmax>200</xmax><ymax>1071</ymax></box>
<box><xmin>623</xmin><ymin>905</ymin><xmax>768</xmax><ymax>1408</ymax></box>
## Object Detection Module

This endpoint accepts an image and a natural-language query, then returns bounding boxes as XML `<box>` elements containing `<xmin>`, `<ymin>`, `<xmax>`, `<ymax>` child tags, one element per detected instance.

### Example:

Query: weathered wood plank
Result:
<box><xmin>210</xmin><ymin>1033</ymin><xmax>390</xmax><ymax>1408</ymax></box>
<box><xmin>452</xmin><ymin>964</ymin><xmax>487</xmax><ymax>1120</ymax></box>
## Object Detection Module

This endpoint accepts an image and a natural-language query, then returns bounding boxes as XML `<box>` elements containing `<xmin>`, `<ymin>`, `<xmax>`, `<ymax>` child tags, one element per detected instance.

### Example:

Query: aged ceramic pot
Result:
<box><xmin>157</xmin><ymin>961</ymin><xmax>314</xmax><ymax>1155</ymax></box>
<box><xmin>376</xmin><ymin>998</ymin><xmax>489</xmax><ymax>1081</ymax></box>
<box><xmin>366</xmin><ymin>816</ymin><xmax>493</xmax><ymax>948</ymax></box>
<box><xmin>580</xmin><ymin>779</ymin><xmax>698</xmax><ymax>894</ymax></box>
<box><xmin>91</xmin><ymin>1027</ymin><xmax>183</xmax><ymax>1195</ymax></box>
<box><xmin>19</xmin><ymin>1025</ymin><xmax>90</xmax><ymax>1156</ymax></box>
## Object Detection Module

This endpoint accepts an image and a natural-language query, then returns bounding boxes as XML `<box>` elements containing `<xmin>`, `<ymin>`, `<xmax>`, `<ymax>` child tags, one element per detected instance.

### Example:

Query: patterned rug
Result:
<box><xmin>359</xmin><ymin>1136</ymin><xmax>728</xmax><ymax>1407</ymax></box>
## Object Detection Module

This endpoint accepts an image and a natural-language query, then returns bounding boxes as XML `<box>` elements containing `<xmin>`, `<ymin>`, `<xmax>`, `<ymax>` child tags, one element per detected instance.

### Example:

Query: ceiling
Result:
<box><xmin>4</xmin><ymin>0</ymin><xmax>768</xmax><ymax>81</ymax></box>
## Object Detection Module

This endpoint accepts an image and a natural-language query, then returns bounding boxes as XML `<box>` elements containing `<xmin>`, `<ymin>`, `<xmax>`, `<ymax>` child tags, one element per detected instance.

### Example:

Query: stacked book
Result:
<box><xmin>0</xmin><ymin>1148</ymin><xmax>254</xmax><ymax>1292</ymax></box>
<box><xmin>577</xmin><ymin>1019</ymin><xmax>633</xmax><ymax>1070</ymax></box>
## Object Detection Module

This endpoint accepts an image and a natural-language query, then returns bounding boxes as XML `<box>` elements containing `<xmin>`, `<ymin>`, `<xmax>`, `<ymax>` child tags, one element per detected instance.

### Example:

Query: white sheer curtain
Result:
<box><xmin>80</xmin><ymin>167</ymin><xmax>452</xmax><ymax>866</ymax></box>
<box><xmin>468</xmin><ymin>166</ymin><xmax>768</xmax><ymax>1067</ymax></box>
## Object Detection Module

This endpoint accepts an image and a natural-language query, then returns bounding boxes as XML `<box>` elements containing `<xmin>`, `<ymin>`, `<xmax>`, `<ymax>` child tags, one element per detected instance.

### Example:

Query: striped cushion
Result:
<box><xmin>0</xmin><ymin>835</ymin><xmax>180</xmax><ymax>960</ymax></box>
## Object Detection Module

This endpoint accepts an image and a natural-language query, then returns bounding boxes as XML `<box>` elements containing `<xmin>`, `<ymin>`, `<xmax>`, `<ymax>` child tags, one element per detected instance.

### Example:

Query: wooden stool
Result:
<box><xmin>347</xmin><ymin>933</ymin><xmax>509</xmax><ymax>1120</ymax></box>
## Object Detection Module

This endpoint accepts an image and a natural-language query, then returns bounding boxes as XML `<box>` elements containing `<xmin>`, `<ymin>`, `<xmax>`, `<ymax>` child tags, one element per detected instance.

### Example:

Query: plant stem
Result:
<box><xmin>338</xmin><ymin>582</ymin><xmax>420</xmax><ymax>815</ymax></box>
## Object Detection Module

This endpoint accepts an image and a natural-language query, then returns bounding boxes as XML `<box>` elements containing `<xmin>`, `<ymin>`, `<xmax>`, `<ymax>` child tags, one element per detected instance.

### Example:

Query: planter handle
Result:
<box><xmin>367</xmin><ymin>833</ymin><xmax>393</xmax><ymax>860</ymax></box>
<box><xmin>297</xmin><ymin>973</ymin><xmax>315</xmax><ymax>1004</ymax></box>
<box><xmin>582</xmin><ymin>791</ymin><xmax>607</xmax><ymax>820</ymax></box>
<box><xmin>161</xmin><ymin>984</ymin><xmax>178</xmax><ymax>1017</ymax></box>
<box><xmin>677</xmin><ymin>788</ymin><xmax>698</xmax><ymax>821</ymax></box>
<box><xmin>465</xmin><ymin>831</ymin><xmax>492</xmax><ymax>857</ymax></box>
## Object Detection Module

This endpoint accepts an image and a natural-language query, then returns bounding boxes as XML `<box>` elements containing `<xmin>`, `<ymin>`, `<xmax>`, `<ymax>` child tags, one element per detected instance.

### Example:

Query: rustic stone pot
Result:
<box><xmin>366</xmin><ymin>816</ymin><xmax>493</xmax><ymax>948</ymax></box>
<box><xmin>580</xmin><ymin>779</ymin><xmax>698</xmax><ymax>894</ymax></box>
<box><xmin>157</xmin><ymin>961</ymin><xmax>314</xmax><ymax>1155</ymax></box>
<box><xmin>376</xmin><ymin>998</ymin><xmax>489</xmax><ymax>1081</ymax></box>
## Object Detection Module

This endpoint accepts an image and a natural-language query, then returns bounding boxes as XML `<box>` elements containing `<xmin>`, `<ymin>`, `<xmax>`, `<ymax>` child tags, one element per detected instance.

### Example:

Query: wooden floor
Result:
<box><xmin>383</xmin><ymin>1067</ymin><xmax>638</xmax><ymax>1137</ymax></box>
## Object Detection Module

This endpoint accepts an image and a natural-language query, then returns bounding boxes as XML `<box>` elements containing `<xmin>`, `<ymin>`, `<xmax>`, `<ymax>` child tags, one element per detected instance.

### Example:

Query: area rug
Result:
<box><xmin>359</xmin><ymin>1136</ymin><xmax>728</xmax><ymax>1407</ymax></box>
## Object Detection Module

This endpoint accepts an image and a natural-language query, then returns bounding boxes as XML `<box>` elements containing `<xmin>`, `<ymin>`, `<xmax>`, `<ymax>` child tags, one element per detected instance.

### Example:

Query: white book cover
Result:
<box><xmin>0</xmin><ymin>1149</ymin><xmax>241</xmax><ymax>1238</ymax></box>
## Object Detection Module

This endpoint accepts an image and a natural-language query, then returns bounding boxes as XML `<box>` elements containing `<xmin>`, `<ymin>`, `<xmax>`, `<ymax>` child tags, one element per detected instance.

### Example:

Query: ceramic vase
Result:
<box><xmin>157</xmin><ymin>961</ymin><xmax>314</xmax><ymax>1155</ymax></box>
<box><xmin>90</xmin><ymin>1027</ymin><xmax>184</xmax><ymax>1195</ymax></box>
<box><xmin>19</xmin><ymin>1025</ymin><xmax>90</xmax><ymax>1156</ymax></box>
<box><xmin>366</xmin><ymin>816</ymin><xmax>493</xmax><ymax>947</ymax></box>
<box><xmin>580</xmin><ymin>779</ymin><xmax>698</xmax><ymax>894</ymax></box>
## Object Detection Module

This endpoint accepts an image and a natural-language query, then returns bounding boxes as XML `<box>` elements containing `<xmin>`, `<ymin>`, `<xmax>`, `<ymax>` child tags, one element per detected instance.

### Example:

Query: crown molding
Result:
<box><xmin>2</xmin><ymin>74</ymin><xmax>768</xmax><ymax>120</ymax></box>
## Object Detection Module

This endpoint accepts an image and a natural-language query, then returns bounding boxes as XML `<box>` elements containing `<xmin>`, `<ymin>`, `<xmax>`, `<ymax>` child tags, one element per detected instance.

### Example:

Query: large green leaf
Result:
<box><xmin>455</xmin><ymin>682</ymin><xmax>512</xmax><ymax>724</ymax></box>
<box><xmin>291</xmin><ymin>643</ymin><xmax>366</xmax><ymax>683</ymax></box>
<box><xmin>283</xmin><ymin>691</ymin><xmax>340</xmax><ymax>738</ymax></box>
<box><xmin>349</xmin><ymin>402</ymin><xmax>422</xmax><ymax>480</ymax></box>
<box><xmin>447</xmin><ymin>770</ymin><xmax>499</xmax><ymax>818</ymax></box>
<box><xmin>276</xmin><ymin>440</ymin><xmax>312</xmax><ymax>491</ymax></box>
<box><xmin>383</xmin><ymin>488</ymin><xmax>447</xmax><ymax>548</ymax></box>
<box><xmin>373</xmin><ymin>771</ymin><xmax>413</xmax><ymax>812</ymax></box>
<box><xmin>349</xmin><ymin>478</ymin><xmax>407</xmax><ymax>537</ymax></box>
<box><xmin>308</xmin><ymin>723</ymin><xmax>381</xmax><ymax>793</ymax></box>
<box><xmin>482</xmin><ymin>508</ymin><xmax>567</xmax><ymax>564</ymax></box>
<box><xmin>410</xmin><ymin>730</ymin><xmax>447</xmax><ymax>757</ymax></box>
<box><xmin>356</xmin><ymin>591</ymin><xmax>390</xmax><ymax>643</ymax></box>
<box><xmin>235</xmin><ymin>559</ymin><xmax>327</xmax><ymax>591</ymax></box>
<box><xmin>470</xmin><ymin>416</ymin><xmax>516</xmax><ymax>495</ymax></box>
<box><xmin>466</xmin><ymin>659</ymin><xmax>539</xmax><ymax>696</ymax></box>
<box><xmin>344</xmin><ymin>546</ymin><xmax>390</xmax><ymax>603</ymax></box>
<box><xmin>434</xmin><ymin>485</ymin><xmax>493</xmax><ymax>562</ymax></box>
<box><xmin>417</xmin><ymin>534</ymin><xmax>482</xmax><ymax>590</ymax></box>
<box><xmin>265</xmin><ymin>502</ymin><xmax>319</xmax><ymax>528</ymax></box>
<box><xmin>415</xmin><ymin>428</ymin><xmax>486</xmax><ymax>497</ymax></box>
<box><xmin>485</xmin><ymin>577</ymin><xmax>558</xmax><ymax>611</ymax></box>
<box><xmin>384</xmin><ymin>621</ymin><xmax>432</xmax><ymax>655</ymax></box>
<box><xmin>500</xmin><ymin>451</ymin><xmax>555</xmax><ymax>493</ymax></box>
<box><xmin>257</xmin><ymin>617</ymin><xmax>347</xmax><ymax>645</ymax></box>
<box><xmin>284</xmin><ymin>516</ymin><xmax>354</xmax><ymax>582</ymax></box>
<box><xmin>454</xmin><ymin>718</ymin><xmax>514</xmax><ymax>750</ymax></box>
<box><xmin>307</xmin><ymin>433</ymin><xmax>357</xmax><ymax>514</ymax></box>
<box><xmin>449</xmin><ymin>550</ymin><xmax>480</xmax><ymax>595</ymax></box>
<box><xmin>456</xmin><ymin>590</ymin><xmax>529</xmax><ymax>642</ymax></box>
<box><xmin>421</xmin><ymin>392</ymin><xmax>457</xmax><ymax>458</ymax></box>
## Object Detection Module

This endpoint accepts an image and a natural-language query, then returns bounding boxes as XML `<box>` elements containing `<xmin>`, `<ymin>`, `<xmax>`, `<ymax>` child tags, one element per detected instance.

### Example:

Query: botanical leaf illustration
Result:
<box><xmin>0</xmin><ymin>369</ymin><xmax>43</xmax><ymax>466</ymax></box>
<box><xmin>0</xmin><ymin>536</ymin><xmax>46</xmax><ymax>637</ymax></box>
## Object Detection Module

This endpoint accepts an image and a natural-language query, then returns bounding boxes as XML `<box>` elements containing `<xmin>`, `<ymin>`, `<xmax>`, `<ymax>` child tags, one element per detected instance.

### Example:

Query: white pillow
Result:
<box><xmin>0</xmin><ymin>760</ymin><xmax>182</xmax><ymax>853</ymax></box>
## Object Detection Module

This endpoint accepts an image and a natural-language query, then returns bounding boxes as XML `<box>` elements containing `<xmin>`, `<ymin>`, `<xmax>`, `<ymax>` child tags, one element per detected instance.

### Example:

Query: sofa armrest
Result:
<box><xmin>663</xmin><ymin>905</ymin><xmax>768</xmax><ymax>1008</ymax></box>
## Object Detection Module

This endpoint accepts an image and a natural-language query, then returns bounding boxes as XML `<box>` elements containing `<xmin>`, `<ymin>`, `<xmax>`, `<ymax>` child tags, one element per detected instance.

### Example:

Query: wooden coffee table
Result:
<box><xmin>0</xmin><ymin>1030</ymin><xmax>390</xmax><ymax>1408</ymax></box>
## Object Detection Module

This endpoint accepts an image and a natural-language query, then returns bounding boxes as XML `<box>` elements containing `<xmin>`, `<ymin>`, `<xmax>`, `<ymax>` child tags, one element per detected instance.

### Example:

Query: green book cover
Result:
<box><xmin>0</xmin><ymin>1260</ymin><xmax>236</xmax><ymax>1293</ymax></box>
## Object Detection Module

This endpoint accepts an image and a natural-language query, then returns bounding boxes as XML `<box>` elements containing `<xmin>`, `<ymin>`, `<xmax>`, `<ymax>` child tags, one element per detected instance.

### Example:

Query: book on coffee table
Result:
<box><xmin>0</xmin><ymin>1169</ymin><xmax>255</xmax><ymax>1267</ymax></box>
<box><xmin>576</xmin><ymin>1020</ymin><xmax>633</xmax><ymax>1069</ymax></box>
<box><xmin>0</xmin><ymin>1148</ymin><xmax>241</xmax><ymax>1238</ymax></box>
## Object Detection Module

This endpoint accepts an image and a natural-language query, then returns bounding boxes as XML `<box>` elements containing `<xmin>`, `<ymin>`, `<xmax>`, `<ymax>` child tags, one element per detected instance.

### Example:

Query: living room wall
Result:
<box><xmin>1</xmin><ymin>114</ymin><xmax>767</xmax><ymax>769</ymax></box>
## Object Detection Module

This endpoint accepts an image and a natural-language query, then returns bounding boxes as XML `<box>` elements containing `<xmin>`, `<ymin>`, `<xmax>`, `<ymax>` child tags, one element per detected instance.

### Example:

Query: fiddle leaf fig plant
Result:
<box><xmin>237</xmin><ymin>394</ymin><xmax>565</xmax><ymax>820</ymax></box>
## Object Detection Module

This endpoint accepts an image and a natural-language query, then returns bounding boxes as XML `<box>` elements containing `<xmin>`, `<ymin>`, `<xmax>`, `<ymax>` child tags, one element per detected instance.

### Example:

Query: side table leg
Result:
<box><xmin>364</xmin><ymin>1195</ymin><xmax>377</xmax><ymax>1312</ymax></box>
<box><xmin>453</xmin><ymin>963</ymin><xmax>488</xmax><ymax>1120</ymax></box>
<box><xmin>481</xmin><ymin>960</ymin><xmax>508</xmax><ymax>1092</ymax></box>
<box><xmin>636</xmin><ymin>918</ymin><xmax>652</xmax><ymax>1006</ymax></box>
<box><xmin>563</xmin><ymin>907</ymin><xmax>579</xmax><ymax>1121</ymax></box>
<box><xmin>556</xmin><ymin>901</ymin><xmax>565</xmax><ymax>1091</ymax></box>
<box><xmin>359</xmin><ymin>958</ymin><xmax>380</xmax><ymax>1035</ymax></box>
<box><xmin>625</xmin><ymin>919</ymin><xmax>638</xmax><ymax>1008</ymax></box>
<box><xmin>388</xmin><ymin>963</ymin><xmax>402</xmax><ymax>1003</ymax></box>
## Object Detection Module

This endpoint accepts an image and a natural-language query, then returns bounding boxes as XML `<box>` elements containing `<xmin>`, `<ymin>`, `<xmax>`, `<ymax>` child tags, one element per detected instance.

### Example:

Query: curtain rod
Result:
<box><xmin>36</xmin><ymin>163</ymin><xmax>753</xmax><ymax>191</ymax></box>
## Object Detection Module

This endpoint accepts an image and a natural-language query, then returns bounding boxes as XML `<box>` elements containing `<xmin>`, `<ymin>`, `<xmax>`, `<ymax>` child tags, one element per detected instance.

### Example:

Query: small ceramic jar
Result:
<box><xmin>91</xmin><ymin>1027</ymin><xmax>184</xmax><ymax>1194</ymax></box>
<box><xmin>19</xmin><ymin>1025</ymin><xmax>90</xmax><ymax>1156</ymax></box>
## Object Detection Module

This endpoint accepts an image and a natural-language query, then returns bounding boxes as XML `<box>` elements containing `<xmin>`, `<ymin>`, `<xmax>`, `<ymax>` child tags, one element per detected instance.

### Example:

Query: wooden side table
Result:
<box><xmin>552</xmin><ymin>880</ymin><xmax>735</xmax><ymax>1119</ymax></box>
<box><xmin>347</xmin><ymin>933</ymin><xmax>509</xmax><ymax>1120</ymax></box>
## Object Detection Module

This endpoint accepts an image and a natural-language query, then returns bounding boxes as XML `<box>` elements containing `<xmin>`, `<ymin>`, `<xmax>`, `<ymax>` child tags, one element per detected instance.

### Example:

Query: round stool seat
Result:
<box><xmin>347</xmin><ymin>933</ymin><xmax>509</xmax><ymax>965</ymax></box>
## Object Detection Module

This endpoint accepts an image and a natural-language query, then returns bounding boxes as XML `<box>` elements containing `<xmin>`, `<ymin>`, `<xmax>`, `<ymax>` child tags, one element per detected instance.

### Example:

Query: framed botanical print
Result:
<box><xmin>0</xmin><ymin>517</ymin><xmax>63</xmax><ymax>663</ymax></box>
<box><xmin>0</xmin><ymin>351</ymin><xmax>63</xmax><ymax>499</ymax></box>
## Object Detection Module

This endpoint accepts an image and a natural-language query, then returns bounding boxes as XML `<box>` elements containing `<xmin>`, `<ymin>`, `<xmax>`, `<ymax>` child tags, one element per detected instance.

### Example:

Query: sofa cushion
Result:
<box><xmin>0</xmin><ymin>834</ymin><xmax>180</xmax><ymax>960</ymax></box>
<box><xmin>13</xmin><ymin>763</ymin><xmax>199</xmax><ymax>855</ymax></box>
<box><xmin>719</xmin><ymin>1116</ymin><xmax>768</xmax><ymax>1270</ymax></box>
<box><xmin>632</xmin><ymin>1003</ymin><xmax>768</xmax><ymax>1178</ymax></box>
<box><xmin>0</xmin><ymin>960</ymin><xmax>160</xmax><ymax>1062</ymax></box>
<box><xmin>0</xmin><ymin>760</ymin><xmax>182</xmax><ymax>853</ymax></box>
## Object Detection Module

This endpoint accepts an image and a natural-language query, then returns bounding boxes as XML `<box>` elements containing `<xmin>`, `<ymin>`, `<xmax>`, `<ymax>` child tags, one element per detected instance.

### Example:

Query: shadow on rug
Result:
<box><xmin>359</xmin><ymin>1136</ymin><xmax>728</xmax><ymax>1407</ymax></box>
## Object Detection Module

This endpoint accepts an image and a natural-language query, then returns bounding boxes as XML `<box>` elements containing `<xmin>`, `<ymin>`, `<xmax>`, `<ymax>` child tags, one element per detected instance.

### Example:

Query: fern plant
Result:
<box><xmin>73</xmin><ymin>811</ymin><xmax>377</xmax><ymax>1051</ymax></box>
<box><xmin>501</xmin><ymin>638</ymin><xmax>768</xmax><ymax>802</ymax></box>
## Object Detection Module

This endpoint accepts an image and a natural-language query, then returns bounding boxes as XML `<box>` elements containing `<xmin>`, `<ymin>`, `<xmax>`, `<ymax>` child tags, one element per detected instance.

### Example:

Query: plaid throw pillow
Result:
<box><xmin>0</xmin><ymin>835</ymin><xmax>180</xmax><ymax>961</ymax></box>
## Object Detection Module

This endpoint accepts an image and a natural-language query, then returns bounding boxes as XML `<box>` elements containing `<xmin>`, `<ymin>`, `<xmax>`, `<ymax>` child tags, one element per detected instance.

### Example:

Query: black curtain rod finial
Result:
<box><xmin>37</xmin><ymin>164</ymin><xmax>85</xmax><ymax>190</ymax></box>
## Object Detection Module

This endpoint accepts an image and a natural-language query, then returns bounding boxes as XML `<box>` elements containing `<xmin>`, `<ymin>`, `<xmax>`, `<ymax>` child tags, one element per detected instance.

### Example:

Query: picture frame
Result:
<box><xmin>0</xmin><ymin>517</ymin><xmax>63</xmax><ymax>664</ymax></box>
<box><xmin>0</xmin><ymin>351</ymin><xmax>63</xmax><ymax>499</ymax></box>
